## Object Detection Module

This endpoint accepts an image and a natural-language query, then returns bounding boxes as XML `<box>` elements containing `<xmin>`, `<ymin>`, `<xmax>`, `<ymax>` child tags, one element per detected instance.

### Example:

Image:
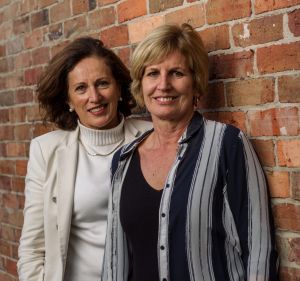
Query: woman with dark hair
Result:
<box><xmin>17</xmin><ymin>37</ymin><xmax>151</xmax><ymax>281</ymax></box>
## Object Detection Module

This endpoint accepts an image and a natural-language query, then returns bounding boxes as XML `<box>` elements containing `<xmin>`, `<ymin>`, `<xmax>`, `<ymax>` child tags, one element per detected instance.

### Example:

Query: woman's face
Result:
<box><xmin>68</xmin><ymin>56</ymin><xmax>120</xmax><ymax>130</ymax></box>
<box><xmin>141</xmin><ymin>51</ymin><xmax>196</xmax><ymax>124</ymax></box>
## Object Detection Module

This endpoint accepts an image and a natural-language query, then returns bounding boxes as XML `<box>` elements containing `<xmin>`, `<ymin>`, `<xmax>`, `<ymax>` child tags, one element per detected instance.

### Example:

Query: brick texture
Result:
<box><xmin>0</xmin><ymin>1</ymin><xmax>300</xmax><ymax>280</ymax></box>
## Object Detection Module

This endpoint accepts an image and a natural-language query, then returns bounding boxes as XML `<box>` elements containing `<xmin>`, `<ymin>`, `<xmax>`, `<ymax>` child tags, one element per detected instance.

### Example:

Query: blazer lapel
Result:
<box><xmin>56</xmin><ymin>138</ymin><xmax>79</xmax><ymax>263</ymax></box>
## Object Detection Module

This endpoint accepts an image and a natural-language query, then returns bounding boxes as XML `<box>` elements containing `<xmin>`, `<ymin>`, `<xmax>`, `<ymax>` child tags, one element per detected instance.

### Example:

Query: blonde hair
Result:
<box><xmin>130</xmin><ymin>23</ymin><xmax>209</xmax><ymax>107</ymax></box>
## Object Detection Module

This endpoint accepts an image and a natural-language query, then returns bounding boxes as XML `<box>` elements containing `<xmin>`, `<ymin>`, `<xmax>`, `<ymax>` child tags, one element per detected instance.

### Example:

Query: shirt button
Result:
<box><xmin>52</xmin><ymin>197</ymin><xmax>57</xmax><ymax>203</ymax></box>
<box><xmin>166</xmin><ymin>184</ymin><xmax>170</xmax><ymax>188</ymax></box>
<box><xmin>161</xmin><ymin>213</ymin><xmax>166</xmax><ymax>217</ymax></box>
<box><xmin>162</xmin><ymin>279</ymin><xmax>167</xmax><ymax>281</ymax></box>
<box><xmin>160</xmin><ymin>245</ymin><xmax>165</xmax><ymax>250</ymax></box>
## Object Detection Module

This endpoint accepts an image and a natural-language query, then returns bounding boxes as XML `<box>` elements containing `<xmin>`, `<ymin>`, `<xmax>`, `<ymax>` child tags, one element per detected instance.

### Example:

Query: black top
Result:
<box><xmin>120</xmin><ymin>149</ymin><xmax>162</xmax><ymax>281</ymax></box>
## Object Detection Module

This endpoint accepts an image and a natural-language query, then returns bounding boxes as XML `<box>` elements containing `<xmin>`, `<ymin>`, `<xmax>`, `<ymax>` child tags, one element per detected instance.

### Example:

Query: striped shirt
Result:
<box><xmin>102</xmin><ymin>111</ymin><xmax>278</xmax><ymax>281</ymax></box>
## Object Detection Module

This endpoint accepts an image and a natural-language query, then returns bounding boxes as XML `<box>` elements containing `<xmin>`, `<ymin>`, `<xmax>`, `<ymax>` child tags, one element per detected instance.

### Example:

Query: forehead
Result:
<box><xmin>144</xmin><ymin>50</ymin><xmax>188</xmax><ymax>69</ymax></box>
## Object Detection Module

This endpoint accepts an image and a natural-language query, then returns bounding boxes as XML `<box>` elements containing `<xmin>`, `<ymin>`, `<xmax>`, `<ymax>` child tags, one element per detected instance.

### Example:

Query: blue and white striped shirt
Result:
<box><xmin>102</xmin><ymin>111</ymin><xmax>278</xmax><ymax>281</ymax></box>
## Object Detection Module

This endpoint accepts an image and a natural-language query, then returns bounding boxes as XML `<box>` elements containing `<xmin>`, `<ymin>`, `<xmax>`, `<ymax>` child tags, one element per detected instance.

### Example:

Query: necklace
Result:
<box><xmin>79</xmin><ymin>137</ymin><xmax>125</xmax><ymax>157</ymax></box>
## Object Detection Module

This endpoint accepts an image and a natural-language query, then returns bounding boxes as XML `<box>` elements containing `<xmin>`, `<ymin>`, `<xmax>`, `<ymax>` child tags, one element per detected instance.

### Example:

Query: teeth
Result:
<box><xmin>156</xmin><ymin>97</ymin><xmax>175</xmax><ymax>102</ymax></box>
<box><xmin>89</xmin><ymin>106</ymin><xmax>103</xmax><ymax>113</ymax></box>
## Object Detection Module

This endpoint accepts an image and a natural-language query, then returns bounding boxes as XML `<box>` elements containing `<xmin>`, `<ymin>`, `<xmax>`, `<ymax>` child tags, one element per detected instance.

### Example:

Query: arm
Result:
<box><xmin>18</xmin><ymin>139</ymin><xmax>46</xmax><ymax>281</ymax></box>
<box><xmin>226</xmin><ymin>130</ymin><xmax>278</xmax><ymax>281</ymax></box>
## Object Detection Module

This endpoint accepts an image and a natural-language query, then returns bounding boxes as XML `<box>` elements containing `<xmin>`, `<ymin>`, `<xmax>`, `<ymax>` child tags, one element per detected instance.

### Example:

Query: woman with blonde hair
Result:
<box><xmin>102</xmin><ymin>24</ymin><xmax>278</xmax><ymax>281</ymax></box>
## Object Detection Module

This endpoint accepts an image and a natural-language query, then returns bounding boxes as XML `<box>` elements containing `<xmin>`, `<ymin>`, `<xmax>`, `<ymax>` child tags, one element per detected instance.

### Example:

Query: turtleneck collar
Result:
<box><xmin>78</xmin><ymin>116</ymin><xmax>125</xmax><ymax>156</ymax></box>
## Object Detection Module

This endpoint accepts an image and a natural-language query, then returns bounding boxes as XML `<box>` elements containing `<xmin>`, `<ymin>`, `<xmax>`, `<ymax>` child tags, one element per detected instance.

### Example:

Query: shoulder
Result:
<box><xmin>123</xmin><ymin>116</ymin><xmax>152</xmax><ymax>141</ymax></box>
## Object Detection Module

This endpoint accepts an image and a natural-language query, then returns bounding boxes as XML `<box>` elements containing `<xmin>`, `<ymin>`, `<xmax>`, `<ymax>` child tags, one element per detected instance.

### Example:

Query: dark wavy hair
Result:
<box><xmin>37</xmin><ymin>37</ymin><xmax>135</xmax><ymax>130</ymax></box>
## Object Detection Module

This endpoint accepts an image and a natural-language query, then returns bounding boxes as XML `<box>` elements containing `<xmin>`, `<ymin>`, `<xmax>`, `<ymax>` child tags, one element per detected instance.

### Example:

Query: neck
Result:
<box><xmin>146</xmin><ymin>113</ymin><xmax>193</xmax><ymax>149</ymax></box>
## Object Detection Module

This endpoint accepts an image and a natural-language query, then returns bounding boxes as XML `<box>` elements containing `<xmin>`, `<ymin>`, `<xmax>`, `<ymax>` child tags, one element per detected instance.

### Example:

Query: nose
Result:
<box><xmin>89</xmin><ymin>86</ymin><xmax>101</xmax><ymax>102</ymax></box>
<box><xmin>157</xmin><ymin>73</ymin><xmax>170</xmax><ymax>91</ymax></box>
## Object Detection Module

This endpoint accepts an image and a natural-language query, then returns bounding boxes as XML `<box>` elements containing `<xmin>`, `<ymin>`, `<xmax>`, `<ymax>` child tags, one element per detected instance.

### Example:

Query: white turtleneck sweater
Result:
<box><xmin>64</xmin><ymin>118</ymin><xmax>125</xmax><ymax>281</ymax></box>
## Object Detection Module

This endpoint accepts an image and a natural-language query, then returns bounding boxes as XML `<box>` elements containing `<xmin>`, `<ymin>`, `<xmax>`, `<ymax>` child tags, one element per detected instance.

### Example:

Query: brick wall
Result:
<box><xmin>0</xmin><ymin>0</ymin><xmax>299</xmax><ymax>280</ymax></box>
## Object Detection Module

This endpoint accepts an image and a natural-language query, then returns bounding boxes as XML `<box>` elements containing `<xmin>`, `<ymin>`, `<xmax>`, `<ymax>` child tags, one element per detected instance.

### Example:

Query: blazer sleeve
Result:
<box><xmin>226</xmin><ymin>129</ymin><xmax>278</xmax><ymax>281</ymax></box>
<box><xmin>18</xmin><ymin>138</ymin><xmax>46</xmax><ymax>281</ymax></box>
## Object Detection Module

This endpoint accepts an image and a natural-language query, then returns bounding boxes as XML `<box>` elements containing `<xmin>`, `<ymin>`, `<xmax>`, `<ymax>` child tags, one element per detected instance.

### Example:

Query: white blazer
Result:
<box><xmin>17</xmin><ymin>118</ymin><xmax>152</xmax><ymax>281</ymax></box>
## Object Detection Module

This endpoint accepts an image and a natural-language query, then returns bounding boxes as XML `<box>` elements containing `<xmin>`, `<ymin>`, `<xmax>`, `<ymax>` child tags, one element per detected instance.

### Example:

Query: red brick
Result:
<box><xmin>100</xmin><ymin>25</ymin><xmax>129</xmax><ymax>48</ymax></box>
<box><xmin>226</xmin><ymin>78</ymin><xmax>274</xmax><ymax>106</ymax></box>
<box><xmin>24</xmin><ymin>29</ymin><xmax>44</xmax><ymax>49</ymax></box>
<box><xmin>15</xmin><ymin>51</ymin><xmax>32</xmax><ymax>69</ymax></box>
<box><xmin>289</xmin><ymin>236</ymin><xmax>300</xmax><ymax>265</ymax></box>
<box><xmin>5</xmin><ymin>73</ymin><xmax>23</xmax><ymax>89</ymax></box>
<box><xmin>0</xmin><ymin>269</ymin><xmax>15</xmax><ymax>281</ymax></box>
<box><xmin>0</xmin><ymin>240</ymin><xmax>10</xmax><ymax>256</ymax></box>
<box><xmin>257</xmin><ymin>42</ymin><xmax>300</xmax><ymax>74</ymax></box>
<box><xmin>13</xmin><ymin>16</ymin><xmax>30</xmax><ymax>35</ymax></box>
<box><xmin>11</xmin><ymin>177</ymin><xmax>25</xmax><ymax>193</ymax></box>
<box><xmin>19</xmin><ymin>0</ymin><xmax>37</xmax><ymax>16</ymax></box>
<box><xmin>14</xmin><ymin>124</ymin><xmax>32</xmax><ymax>141</ymax></box>
<box><xmin>3</xmin><ymin>194</ymin><xmax>19</xmax><ymax>209</ymax></box>
<box><xmin>291</xmin><ymin>172</ymin><xmax>300</xmax><ymax>200</ymax></box>
<box><xmin>24</xmin><ymin>66</ymin><xmax>43</xmax><ymax>86</ymax></box>
<box><xmin>209</xmin><ymin>50</ymin><xmax>254</xmax><ymax>79</ymax></box>
<box><xmin>27</xmin><ymin>105</ymin><xmax>43</xmax><ymax>122</ymax></box>
<box><xmin>15</xmin><ymin>88</ymin><xmax>34</xmax><ymax>104</ymax></box>
<box><xmin>199</xmin><ymin>82</ymin><xmax>225</xmax><ymax>109</ymax></box>
<box><xmin>31</xmin><ymin>9</ymin><xmax>49</xmax><ymax>29</ymax></box>
<box><xmin>232</xmin><ymin>15</ymin><xmax>283</xmax><ymax>47</ymax></box>
<box><xmin>0</xmin><ymin>58</ymin><xmax>8</xmax><ymax>73</ymax></box>
<box><xmin>0</xmin><ymin>91</ymin><xmax>14</xmax><ymax>107</ymax></box>
<box><xmin>0</xmin><ymin>22</ymin><xmax>13</xmax><ymax>42</ymax></box>
<box><xmin>9</xmin><ymin>107</ymin><xmax>26</xmax><ymax>123</ymax></box>
<box><xmin>51</xmin><ymin>40</ymin><xmax>70</xmax><ymax>58</ymax></box>
<box><xmin>255</xmin><ymin>0</ymin><xmax>300</xmax><ymax>14</ymax></box>
<box><xmin>165</xmin><ymin>4</ymin><xmax>205</xmax><ymax>28</ymax></box>
<box><xmin>0</xmin><ymin>175</ymin><xmax>11</xmax><ymax>191</ymax></box>
<box><xmin>33</xmin><ymin>123</ymin><xmax>54</xmax><ymax>138</ymax></box>
<box><xmin>265</xmin><ymin>171</ymin><xmax>290</xmax><ymax>198</ymax></box>
<box><xmin>251</xmin><ymin>139</ymin><xmax>275</xmax><ymax>167</ymax></box>
<box><xmin>32</xmin><ymin>47</ymin><xmax>50</xmax><ymax>65</ymax></box>
<box><xmin>118</xmin><ymin>0</ymin><xmax>146</xmax><ymax>23</ymax></box>
<box><xmin>6</xmin><ymin>143</ymin><xmax>27</xmax><ymax>158</ymax></box>
<box><xmin>6</xmin><ymin>38</ymin><xmax>23</xmax><ymax>55</ymax></box>
<box><xmin>47</xmin><ymin>23</ymin><xmax>63</xmax><ymax>41</ymax></box>
<box><xmin>0</xmin><ymin>126</ymin><xmax>14</xmax><ymax>141</ymax></box>
<box><xmin>0</xmin><ymin>45</ymin><xmax>6</xmax><ymax>57</ymax></box>
<box><xmin>0</xmin><ymin>160</ymin><xmax>14</xmax><ymax>175</ymax></box>
<box><xmin>16</xmin><ymin>160</ymin><xmax>28</xmax><ymax>177</ymax></box>
<box><xmin>49</xmin><ymin>0</ymin><xmax>71</xmax><ymax>23</ymax></box>
<box><xmin>98</xmin><ymin>0</ymin><xmax>118</xmax><ymax>5</ymax></box>
<box><xmin>278</xmin><ymin>140</ymin><xmax>300</xmax><ymax>168</ymax></box>
<box><xmin>204</xmin><ymin>111</ymin><xmax>246</xmax><ymax>132</ymax></box>
<box><xmin>206</xmin><ymin>0</ymin><xmax>251</xmax><ymax>24</ymax></box>
<box><xmin>38</xmin><ymin>0</ymin><xmax>58</xmax><ymax>9</ymax></box>
<box><xmin>5</xmin><ymin>258</ymin><xmax>17</xmax><ymax>276</ymax></box>
<box><xmin>117</xmin><ymin>47</ymin><xmax>130</xmax><ymax>68</ymax></box>
<box><xmin>289</xmin><ymin>9</ymin><xmax>300</xmax><ymax>37</ymax></box>
<box><xmin>3</xmin><ymin>2</ymin><xmax>20</xmax><ymax>21</ymax></box>
<box><xmin>278</xmin><ymin>75</ymin><xmax>300</xmax><ymax>103</ymax></box>
<box><xmin>64</xmin><ymin>15</ymin><xmax>87</xmax><ymax>38</ymax></box>
<box><xmin>89</xmin><ymin>7</ymin><xmax>115</xmax><ymax>29</ymax></box>
<box><xmin>273</xmin><ymin>203</ymin><xmax>300</xmax><ymax>231</ymax></box>
<box><xmin>150</xmin><ymin>0</ymin><xmax>183</xmax><ymax>13</ymax></box>
<box><xmin>248</xmin><ymin>107</ymin><xmax>299</xmax><ymax>137</ymax></box>
<box><xmin>199</xmin><ymin>25</ymin><xmax>230</xmax><ymax>52</ymax></box>
<box><xmin>72</xmin><ymin>0</ymin><xmax>89</xmax><ymax>15</ymax></box>
<box><xmin>280</xmin><ymin>266</ymin><xmax>300</xmax><ymax>281</ymax></box>
<box><xmin>128</xmin><ymin>15</ymin><xmax>164</xmax><ymax>44</ymax></box>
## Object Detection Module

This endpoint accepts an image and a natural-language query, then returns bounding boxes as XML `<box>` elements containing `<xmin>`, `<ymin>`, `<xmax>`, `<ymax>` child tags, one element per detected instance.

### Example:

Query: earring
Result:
<box><xmin>69</xmin><ymin>107</ymin><xmax>74</xmax><ymax>112</ymax></box>
<box><xmin>119</xmin><ymin>97</ymin><xmax>123</xmax><ymax>101</ymax></box>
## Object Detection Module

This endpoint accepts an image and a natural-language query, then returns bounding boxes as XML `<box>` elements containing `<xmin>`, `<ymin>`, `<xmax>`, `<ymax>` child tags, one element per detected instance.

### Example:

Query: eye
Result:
<box><xmin>170</xmin><ymin>70</ymin><xmax>184</xmax><ymax>77</ymax></box>
<box><xmin>145</xmin><ymin>70</ymin><xmax>159</xmax><ymax>78</ymax></box>
<box><xmin>75</xmin><ymin>84</ymin><xmax>86</xmax><ymax>93</ymax></box>
<box><xmin>96</xmin><ymin>80</ymin><xmax>109</xmax><ymax>88</ymax></box>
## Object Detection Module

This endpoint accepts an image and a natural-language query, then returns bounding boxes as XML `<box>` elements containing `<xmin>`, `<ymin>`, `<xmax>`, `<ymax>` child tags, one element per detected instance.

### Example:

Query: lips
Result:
<box><xmin>154</xmin><ymin>96</ymin><xmax>178</xmax><ymax>102</ymax></box>
<box><xmin>88</xmin><ymin>104</ymin><xmax>107</xmax><ymax>113</ymax></box>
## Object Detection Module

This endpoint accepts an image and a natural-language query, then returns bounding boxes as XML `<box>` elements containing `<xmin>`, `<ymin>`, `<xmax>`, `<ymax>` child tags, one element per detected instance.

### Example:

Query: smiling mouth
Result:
<box><xmin>154</xmin><ymin>96</ymin><xmax>177</xmax><ymax>102</ymax></box>
<box><xmin>88</xmin><ymin>104</ymin><xmax>107</xmax><ymax>113</ymax></box>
